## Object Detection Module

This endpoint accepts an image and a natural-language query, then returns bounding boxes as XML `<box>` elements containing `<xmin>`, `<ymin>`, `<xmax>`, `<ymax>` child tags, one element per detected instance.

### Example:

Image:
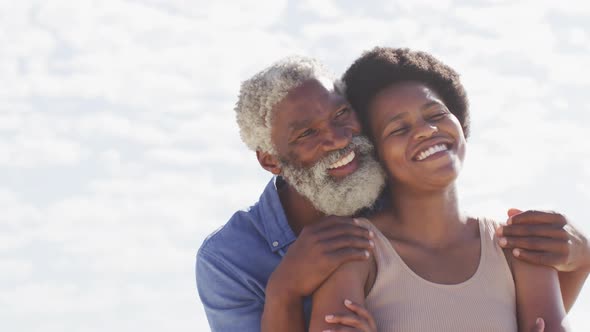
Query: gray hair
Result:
<box><xmin>235</xmin><ymin>56</ymin><xmax>337</xmax><ymax>153</ymax></box>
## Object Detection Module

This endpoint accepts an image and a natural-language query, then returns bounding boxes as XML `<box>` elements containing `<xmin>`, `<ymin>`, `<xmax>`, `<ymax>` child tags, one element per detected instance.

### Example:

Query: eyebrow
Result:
<box><xmin>288</xmin><ymin>118</ymin><xmax>313</xmax><ymax>132</ymax></box>
<box><xmin>384</xmin><ymin>101</ymin><xmax>445</xmax><ymax>124</ymax></box>
<box><xmin>288</xmin><ymin>100</ymin><xmax>349</xmax><ymax>132</ymax></box>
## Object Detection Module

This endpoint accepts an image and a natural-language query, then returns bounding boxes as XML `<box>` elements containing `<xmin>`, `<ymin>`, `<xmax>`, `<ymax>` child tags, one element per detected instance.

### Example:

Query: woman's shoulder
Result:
<box><xmin>469</xmin><ymin>216</ymin><xmax>516</xmax><ymax>269</ymax></box>
<box><xmin>471</xmin><ymin>216</ymin><xmax>505</xmax><ymax>238</ymax></box>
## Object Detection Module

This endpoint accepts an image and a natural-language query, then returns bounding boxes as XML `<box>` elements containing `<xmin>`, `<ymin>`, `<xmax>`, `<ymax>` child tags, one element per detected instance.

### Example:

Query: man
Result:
<box><xmin>196</xmin><ymin>56</ymin><xmax>590</xmax><ymax>332</ymax></box>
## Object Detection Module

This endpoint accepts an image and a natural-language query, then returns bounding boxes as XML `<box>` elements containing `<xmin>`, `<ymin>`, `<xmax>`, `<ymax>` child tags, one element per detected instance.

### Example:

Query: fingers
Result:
<box><xmin>507</xmin><ymin>208</ymin><xmax>522</xmax><ymax>217</ymax></box>
<box><xmin>322</xmin><ymin>235</ymin><xmax>375</xmax><ymax>252</ymax></box>
<box><xmin>317</xmin><ymin>222</ymin><xmax>374</xmax><ymax>242</ymax></box>
<box><xmin>498</xmin><ymin>224</ymin><xmax>569</xmax><ymax>240</ymax></box>
<box><xmin>344</xmin><ymin>299</ymin><xmax>377</xmax><ymax>329</ymax></box>
<box><xmin>507</xmin><ymin>210</ymin><xmax>567</xmax><ymax>226</ymax></box>
<box><xmin>321</xmin><ymin>327</ymin><xmax>363</xmax><ymax>332</ymax></box>
<box><xmin>324</xmin><ymin>313</ymin><xmax>366</xmax><ymax>330</ymax></box>
<box><xmin>324</xmin><ymin>299</ymin><xmax>376</xmax><ymax>332</ymax></box>
<box><xmin>497</xmin><ymin>236</ymin><xmax>570</xmax><ymax>253</ymax></box>
<box><xmin>315</xmin><ymin>224</ymin><xmax>374</xmax><ymax>258</ymax></box>
<box><xmin>299</xmin><ymin>218</ymin><xmax>373</xmax><ymax>254</ymax></box>
<box><xmin>531</xmin><ymin>317</ymin><xmax>545</xmax><ymax>332</ymax></box>
<box><xmin>509</xmin><ymin>249</ymin><xmax>565</xmax><ymax>267</ymax></box>
<box><xmin>327</xmin><ymin>247</ymin><xmax>372</xmax><ymax>264</ymax></box>
<box><xmin>313</xmin><ymin>216</ymin><xmax>363</xmax><ymax>232</ymax></box>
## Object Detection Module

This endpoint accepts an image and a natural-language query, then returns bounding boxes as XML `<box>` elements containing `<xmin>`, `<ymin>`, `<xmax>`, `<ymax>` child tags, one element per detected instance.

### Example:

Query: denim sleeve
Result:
<box><xmin>196</xmin><ymin>248</ymin><xmax>263</xmax><ymax>332</ymax></box>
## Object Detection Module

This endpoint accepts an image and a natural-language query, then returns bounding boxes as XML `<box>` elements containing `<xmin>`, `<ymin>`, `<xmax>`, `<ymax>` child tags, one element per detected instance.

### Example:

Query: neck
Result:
<box><xmin>387</xmin><ymin>182</ymin><xmax>468</xmax><ymax>248</ymax></box>
<box><xmin>278</xmin><ymin>180</ymin><xmax>324</xmax><ymax>235</ymax></box>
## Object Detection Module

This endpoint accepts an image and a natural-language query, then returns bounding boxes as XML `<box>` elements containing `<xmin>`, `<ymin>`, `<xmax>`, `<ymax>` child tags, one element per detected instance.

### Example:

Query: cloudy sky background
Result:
<box><xmin>1</xmin><ymin>0</ymin><xmax>589</xmax><ymax>331</ymax></box>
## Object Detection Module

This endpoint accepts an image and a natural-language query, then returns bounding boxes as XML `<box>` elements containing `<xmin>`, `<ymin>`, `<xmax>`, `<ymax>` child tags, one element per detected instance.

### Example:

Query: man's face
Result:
<box><xmin>270</xmin><ymin>78</ymin><xmax>386</xmax><ymax>216</ymax></box>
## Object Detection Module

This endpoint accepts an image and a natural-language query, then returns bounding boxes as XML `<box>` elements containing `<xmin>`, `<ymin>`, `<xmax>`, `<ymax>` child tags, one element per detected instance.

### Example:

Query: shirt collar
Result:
<box><xmin>258</xmin><ymin>176</ymin><xmax>296</xmax><ymax>252</ymax></box>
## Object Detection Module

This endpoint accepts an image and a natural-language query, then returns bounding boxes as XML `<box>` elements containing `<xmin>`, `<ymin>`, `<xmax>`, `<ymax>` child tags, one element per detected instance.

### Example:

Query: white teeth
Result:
<box><xmin>416</xmin><ymin>144</ymin><xmax>448</xmax><ymax>161</ymax></box>
<box><xmin>328</xmin><ymin>151</ymin><xmax>355</xmax><ymax>169</ymax></box>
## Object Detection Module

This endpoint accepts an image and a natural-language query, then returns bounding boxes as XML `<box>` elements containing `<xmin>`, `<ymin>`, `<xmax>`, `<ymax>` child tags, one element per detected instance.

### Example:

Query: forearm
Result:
<box><xmin>514</xmin><ymin>261</ymin><xmax>567</xmax><ymax>332</ymax></box>
<box><xmin>260</xmin><ymin>286</ymin><xmax>305</xmax><ymax>332</ymax></box>
<box><xmin>559</xmin><ymin>268</ymin><xmax>590</xmax><ymax>312</ymax></box>
<box><xmin>261</xmin><ymin>274</ymin><xmax>306</xmax><ymax>332</ymax></box>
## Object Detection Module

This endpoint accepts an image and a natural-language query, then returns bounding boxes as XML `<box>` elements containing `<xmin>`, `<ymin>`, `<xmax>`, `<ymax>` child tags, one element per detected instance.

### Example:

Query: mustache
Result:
<box><xmin>278</xmin><ymin>134</ymin><xmax>386</xmax><ymax>216</ymax></box>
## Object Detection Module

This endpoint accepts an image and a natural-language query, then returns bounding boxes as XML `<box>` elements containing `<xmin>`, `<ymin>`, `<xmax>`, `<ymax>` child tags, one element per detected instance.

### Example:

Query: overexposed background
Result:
<box><xmin>1</xmin><ymin>0</ymin><xmax>589</xmax><ymax>331</ymax></box>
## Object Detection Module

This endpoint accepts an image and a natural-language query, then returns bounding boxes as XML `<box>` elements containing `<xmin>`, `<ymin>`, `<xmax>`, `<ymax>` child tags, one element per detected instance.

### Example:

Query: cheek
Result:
<box><xmin>284</xmin><ymin>141</ymin><xmax>326</xmax><ymax>168</ymax></box>
<box><xmin>456</xmin><ymin>136</ymin><xmax>467</xmax><ymax>161</ymax></box>
<box><xmin>377</xmin><ymin>138</ymin><xmax>408</xmax><ymax>176</ymax></box>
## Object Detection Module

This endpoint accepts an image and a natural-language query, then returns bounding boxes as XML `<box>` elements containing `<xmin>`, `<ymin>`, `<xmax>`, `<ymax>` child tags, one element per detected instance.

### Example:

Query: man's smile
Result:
<box><xmin>328</xmin><ymin>150</ymin><xmax>355</xmax><ymax>169</ymax></box>
<box><xmin>327</xmin><ymin>150</ymin><xmax>360</xmax><ymax>178</ymax></box>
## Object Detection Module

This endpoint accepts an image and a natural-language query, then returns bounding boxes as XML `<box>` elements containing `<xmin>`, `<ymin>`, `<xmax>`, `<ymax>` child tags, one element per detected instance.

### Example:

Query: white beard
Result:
<box><xmin>280</xmin><ymin>136</ymin><xmax>386</xmax><ymax>216</ymax></box>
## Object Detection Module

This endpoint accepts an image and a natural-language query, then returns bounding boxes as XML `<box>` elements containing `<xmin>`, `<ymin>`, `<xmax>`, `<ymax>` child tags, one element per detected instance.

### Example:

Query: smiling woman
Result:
<box><xmin>306</xmin><ymin>47</ymin><xmax>569</xmax><ymax>332</ymax></box>
<box><xmin>366</xmin><ymin>81</ymin><xmax>466</xmax><ymax>190</ymax></box>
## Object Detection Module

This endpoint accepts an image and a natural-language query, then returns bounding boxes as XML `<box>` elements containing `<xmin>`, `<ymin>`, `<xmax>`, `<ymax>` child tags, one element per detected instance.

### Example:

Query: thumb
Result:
<box><xmin>507</xmin><ymin>208</ymin><xmax>523</xmax><ymax>217</ymax></box>
<box><xmin>531</xmin><ymin>317</ymin><xmax>545</xmax><ymax>332</ymax></box>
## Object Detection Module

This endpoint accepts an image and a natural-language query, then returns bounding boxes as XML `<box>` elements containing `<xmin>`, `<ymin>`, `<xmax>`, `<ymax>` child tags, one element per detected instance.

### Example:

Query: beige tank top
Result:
<box><xmin>358</xmin><ymin>218</ymin><xmax>517</xmax><ymax>332</ymax></box>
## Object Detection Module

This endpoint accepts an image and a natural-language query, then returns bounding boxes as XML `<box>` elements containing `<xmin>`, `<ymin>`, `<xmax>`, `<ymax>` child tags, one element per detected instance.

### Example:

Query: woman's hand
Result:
<box><xmin>322</xmin><ymin>299</ymin><xmax>377</xmax><ymax>332</ymax></box>
<box><xmin>531</xmin><ymin>317</ymin><xmax>545</xmax><ymax>332</ymax></box>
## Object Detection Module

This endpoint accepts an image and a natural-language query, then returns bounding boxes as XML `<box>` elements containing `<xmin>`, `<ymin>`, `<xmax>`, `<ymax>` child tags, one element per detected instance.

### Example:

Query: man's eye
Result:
<box><xmin>335</xmin><ymin>108</ymin><xmax>349</xmax><ymax>117</ymax></box>
<box><xmin>298</xmin><ymin>129</ymin><xmax>314</xmax><ymax>139</ymax></box>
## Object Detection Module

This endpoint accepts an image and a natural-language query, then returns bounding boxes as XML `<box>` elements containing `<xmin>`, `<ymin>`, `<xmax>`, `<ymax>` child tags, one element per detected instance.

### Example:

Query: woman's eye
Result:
<box><xmin>389</xmin><ymin>127</ymin><xmax>408</xmax><ymax>136</ymax></box>
<box><xmin>429</xmin><ymin>112</ymin><xmax>447</xmax><ymax>121</ymax></box>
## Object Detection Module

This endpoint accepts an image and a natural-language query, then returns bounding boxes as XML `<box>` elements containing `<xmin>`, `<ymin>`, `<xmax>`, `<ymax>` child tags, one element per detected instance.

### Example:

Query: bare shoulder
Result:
<box><xmin>309</xmin><ymin>252</ymin><xmax>375</xmax><ymax>331</ymax></box>
<box><xmin>330</xmin><ymin>251</ymin><xmax>376</xmax><ymax>295</ymax></box>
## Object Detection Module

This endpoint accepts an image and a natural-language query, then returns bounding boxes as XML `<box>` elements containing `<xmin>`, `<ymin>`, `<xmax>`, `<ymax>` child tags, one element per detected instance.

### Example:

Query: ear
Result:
<box><xmin>256</xmin><ymin>150</ymin><xmax>282</xmax><ymax>175</ymax></box>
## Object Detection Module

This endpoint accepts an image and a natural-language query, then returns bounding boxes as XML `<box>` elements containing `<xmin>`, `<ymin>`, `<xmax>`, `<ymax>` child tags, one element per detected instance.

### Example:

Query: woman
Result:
<box><xmin>309</xmin><ymin>48</ymin><xmax>567</xmax><ymax>332</ymax></box>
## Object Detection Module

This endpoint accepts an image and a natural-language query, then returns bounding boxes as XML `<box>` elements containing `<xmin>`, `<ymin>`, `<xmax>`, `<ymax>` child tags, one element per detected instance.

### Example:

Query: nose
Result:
<box><xmin>321</xmin><ymin>123</ymin><xmax>354</xmax><ymax>151</ymax></box>
<box><xmin>413</xmin><ymin>120</ymin><xmax>438</xmax><ymax>140</ymax></box>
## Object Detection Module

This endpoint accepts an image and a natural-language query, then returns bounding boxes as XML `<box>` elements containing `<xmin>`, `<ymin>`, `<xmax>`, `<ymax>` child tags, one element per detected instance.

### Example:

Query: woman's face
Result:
<box><xmin>366</xmin><ymin>81</ymin><xmax>466</xmax><ymax>192</ymax></box>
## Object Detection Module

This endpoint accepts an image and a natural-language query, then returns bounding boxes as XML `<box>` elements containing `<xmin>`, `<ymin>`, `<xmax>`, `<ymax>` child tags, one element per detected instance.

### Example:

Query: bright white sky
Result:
<box><xmin>1</xmin><ymin>0</ymin><xmax>589</xmax><ymax>331</ymax></box>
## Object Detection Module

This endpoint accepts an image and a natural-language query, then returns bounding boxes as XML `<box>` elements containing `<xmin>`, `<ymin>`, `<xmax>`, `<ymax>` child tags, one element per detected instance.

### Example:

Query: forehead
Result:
<box><xmin>370</xmin><ymin>81</ymin><xmax>443</xmax><ymax>112</ymax></box>
<box><xmin>272</xmin><ymin>78</ymin><xmax>346</xmax><ymax>122</ymax></box>
<box><xmin>281</xmin><ymin>77</ymin><xmax>338</xmax><ymax>105</ymax></box>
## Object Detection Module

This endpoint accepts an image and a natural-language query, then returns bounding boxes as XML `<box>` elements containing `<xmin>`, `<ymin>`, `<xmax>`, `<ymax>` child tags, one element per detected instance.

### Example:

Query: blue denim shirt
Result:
<box><xmin>196</xmin><ymin>177</ymin><xmax>312</xmax><ymax>331</ymax></box>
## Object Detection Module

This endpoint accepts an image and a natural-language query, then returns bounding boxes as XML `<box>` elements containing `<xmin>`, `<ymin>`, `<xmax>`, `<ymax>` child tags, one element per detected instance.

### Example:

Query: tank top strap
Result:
<box><xmin>477</xmin><ymin>217</ymin><xmax>501</xmax><ymax>248</ymax></box>
<box><xmin>353</xmin><ymin>217</ymin><xmax>398</xmax><ymax>268</ymax></box>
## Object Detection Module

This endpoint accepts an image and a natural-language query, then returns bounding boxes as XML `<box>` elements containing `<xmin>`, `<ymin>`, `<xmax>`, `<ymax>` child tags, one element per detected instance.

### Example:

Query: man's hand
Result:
<box><xmin>323</xmin><ymin>299</ymin><xmax>377</xmax><ymax>332</ymax></box>
<box><xmin>267</xmin><ymin>216</ymin><xmax>374</xmax><ymax>299</ymax></box>
<box><xmin>496</xmin><ymin>208</ymin><xmax>590</xmax><ymax>272</ymax></box>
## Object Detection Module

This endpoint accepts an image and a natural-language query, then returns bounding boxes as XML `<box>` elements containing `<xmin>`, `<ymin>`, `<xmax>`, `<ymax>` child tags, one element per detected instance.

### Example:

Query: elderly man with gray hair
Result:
<box><xmin>196</xmin><ymin>55</ymin><xmax>590</xmax><ymax>332</ymax></box>
<box><xmin>197</xmin><ymin>56</ymin><xmax>385</xmax><ymax>332</ymax></box>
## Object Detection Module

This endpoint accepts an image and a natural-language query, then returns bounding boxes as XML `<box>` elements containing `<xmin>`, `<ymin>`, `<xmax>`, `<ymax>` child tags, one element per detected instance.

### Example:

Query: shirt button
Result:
<box><xmin>272</xmin><ymin>241</ymin><xmax>279</xmax><ymax>247</ymax></box>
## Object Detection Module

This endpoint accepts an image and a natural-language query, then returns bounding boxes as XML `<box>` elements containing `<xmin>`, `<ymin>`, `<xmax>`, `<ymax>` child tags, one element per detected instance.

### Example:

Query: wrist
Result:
<box><xmin>262</xmin><ymin>270</ymin><xmax>306</xmax><ymax>332</ymax></box>
<box><xmin>266</xmin><ymin>266</ymin><xmax>303</xmax><ymax>303</ymax></box>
